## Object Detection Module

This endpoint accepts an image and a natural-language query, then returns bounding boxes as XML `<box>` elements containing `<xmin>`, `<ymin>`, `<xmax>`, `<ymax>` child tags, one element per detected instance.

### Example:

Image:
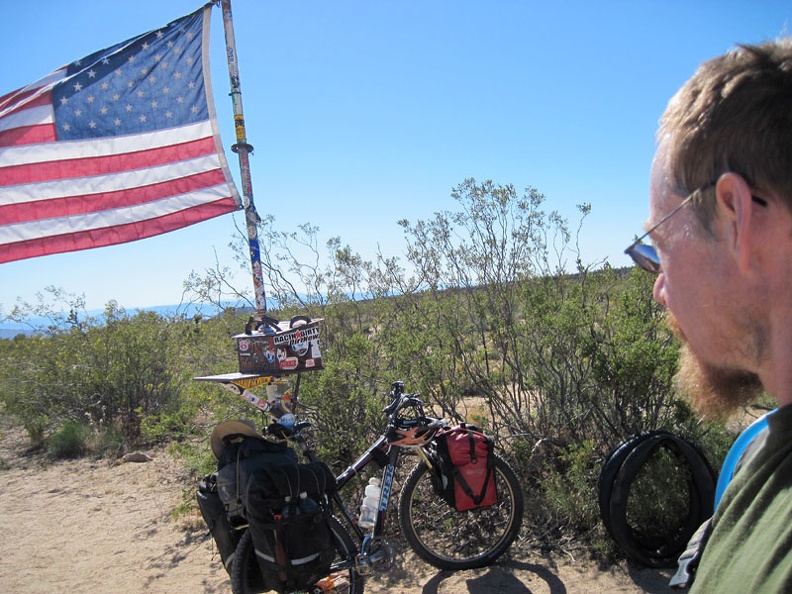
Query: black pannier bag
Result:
<box><xmin>215</xmin><ymin>434</ymin><xmax>299</xmax><ymax>525</ymax></box>
<box><xmin>196</xmin><ymin>472</ymin><xmax>242</xmax><ymax>574</ymax></box>
<box><xmin>199</xmin><ymin>432</ymin><xmax>297</xmax><ymax>576</ymax></box>
<box><xmin>243</xmin><ymin>461</ymin><xmax>338</xmax><ymax>593</ymax></box>
<box><xmin>433</xmin><ymin>423</ymin><xmax>498</xmax><ymax>511</ymax></box>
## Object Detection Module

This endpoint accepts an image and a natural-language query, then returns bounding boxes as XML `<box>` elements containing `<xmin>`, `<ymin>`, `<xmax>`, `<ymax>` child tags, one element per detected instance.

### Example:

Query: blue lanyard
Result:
<box><xmin>713</xmin><ymin>409</ymin><xmax>776</xmax><ymax>510</ymax></box>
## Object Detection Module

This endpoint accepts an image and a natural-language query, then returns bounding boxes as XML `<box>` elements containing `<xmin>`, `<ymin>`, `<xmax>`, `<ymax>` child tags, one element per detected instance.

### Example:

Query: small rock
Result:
<box><xmin>121</xmin><ymin>452</ymin><xmax>153</xmax><ymax>463</ymax></box>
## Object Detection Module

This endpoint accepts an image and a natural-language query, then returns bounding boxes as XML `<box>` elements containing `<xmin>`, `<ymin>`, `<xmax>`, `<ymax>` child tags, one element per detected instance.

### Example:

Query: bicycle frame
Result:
<box><xmin>286</xmin><ymin>381</ymin><xmax>446</xmax><ymax>574</ymax></box>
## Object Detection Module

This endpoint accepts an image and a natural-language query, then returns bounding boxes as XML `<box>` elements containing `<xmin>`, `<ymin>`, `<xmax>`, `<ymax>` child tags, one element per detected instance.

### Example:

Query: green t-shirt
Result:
<box><xmin>691</xmin><ymin>405</ymin><xmax>792</xmax><ymax>593</ymax></box>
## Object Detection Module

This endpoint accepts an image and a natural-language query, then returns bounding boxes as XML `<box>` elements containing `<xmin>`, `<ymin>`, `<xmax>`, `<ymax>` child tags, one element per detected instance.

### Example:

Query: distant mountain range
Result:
<box><xmin>0</xmin><ymin>326</ymin><xmax>27</xmax><ymax>340</ymax></box>
<box><xmin>0</xmin><ymin>301</ymin><xmax>254</xmax><ymax>339</ymax></box>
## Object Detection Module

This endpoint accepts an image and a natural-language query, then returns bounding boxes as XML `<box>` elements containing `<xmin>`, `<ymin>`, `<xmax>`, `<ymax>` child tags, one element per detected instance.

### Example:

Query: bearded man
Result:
<box><xmin>625</xmin><ymin>39</ymin><xmax>792</xmax><ymax>592</ymax></box>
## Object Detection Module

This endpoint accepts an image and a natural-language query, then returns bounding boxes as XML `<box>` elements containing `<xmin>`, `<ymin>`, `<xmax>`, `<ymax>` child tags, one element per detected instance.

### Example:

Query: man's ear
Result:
<box><xmin>715</xmin><ymin>172</ymin><xmax>755</xmax><ymax>273</ymax></box>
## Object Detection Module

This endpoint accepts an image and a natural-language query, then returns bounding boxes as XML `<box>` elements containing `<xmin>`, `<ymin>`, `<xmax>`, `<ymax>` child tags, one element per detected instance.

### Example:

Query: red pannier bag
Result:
<box><xmin>434</xmin><ymin>423</ymin><xmax>498</xmax><ymax>511</ymax></box>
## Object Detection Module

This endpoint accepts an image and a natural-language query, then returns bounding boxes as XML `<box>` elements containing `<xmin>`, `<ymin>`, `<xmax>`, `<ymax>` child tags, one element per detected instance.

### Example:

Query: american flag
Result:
<box><xmin>0</xmin><ymin>6</ymin><xmax>241</xmax><ymax>264</ymax></box>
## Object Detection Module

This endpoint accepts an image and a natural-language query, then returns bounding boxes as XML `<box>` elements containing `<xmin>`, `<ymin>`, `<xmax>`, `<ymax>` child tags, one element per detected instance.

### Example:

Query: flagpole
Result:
<box><xmin>218</xmin><ymin>0</ymin><xmax>268</xmax><ymax>316</ymax></box>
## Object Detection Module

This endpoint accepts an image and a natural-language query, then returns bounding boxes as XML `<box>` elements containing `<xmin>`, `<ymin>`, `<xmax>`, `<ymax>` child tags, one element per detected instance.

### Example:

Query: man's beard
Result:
<box><xmin>668</xmin><ymin>313</ymin><xmax>764</xmax><ymax>419</ymax></box>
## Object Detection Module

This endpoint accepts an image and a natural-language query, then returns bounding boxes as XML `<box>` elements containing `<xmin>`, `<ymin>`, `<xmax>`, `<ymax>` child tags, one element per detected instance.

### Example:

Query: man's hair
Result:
<box><xmin>659</xmin><ymin>39</ymin><xmax>792</xmax><ymax>227</ymax></box>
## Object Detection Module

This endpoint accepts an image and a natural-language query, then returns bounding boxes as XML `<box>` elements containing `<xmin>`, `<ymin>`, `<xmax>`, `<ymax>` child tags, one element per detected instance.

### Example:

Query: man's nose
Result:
<box><xmin>653</xmin><ymin>273</ymin><xmax>667</xmax><ymax>306</ymax></box>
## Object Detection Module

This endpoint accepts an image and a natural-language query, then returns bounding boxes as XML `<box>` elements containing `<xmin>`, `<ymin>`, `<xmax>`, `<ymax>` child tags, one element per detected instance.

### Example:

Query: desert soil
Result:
<box><xmin>0</xmin><ymin>424</ymin><xmax>674</xmax><ymax>594</ymax></box>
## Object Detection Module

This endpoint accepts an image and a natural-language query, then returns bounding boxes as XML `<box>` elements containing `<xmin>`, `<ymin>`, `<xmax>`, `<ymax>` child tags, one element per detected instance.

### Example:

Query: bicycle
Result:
<box><xmin>209</xmin><ymin>378</ymin><xmax>524</xmax><ymax>594</ymax></box>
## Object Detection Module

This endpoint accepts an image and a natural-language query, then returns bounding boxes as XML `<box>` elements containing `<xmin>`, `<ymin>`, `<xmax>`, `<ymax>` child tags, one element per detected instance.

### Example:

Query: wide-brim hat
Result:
<box><xmin>210</xmin><ymin>419</ymin><xmax>262</xmax><ymax>459</ymax></box>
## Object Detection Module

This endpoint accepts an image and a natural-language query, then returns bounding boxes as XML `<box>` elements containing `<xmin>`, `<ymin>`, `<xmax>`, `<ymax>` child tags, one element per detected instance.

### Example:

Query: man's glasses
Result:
<box><xmin>624</xmin><ymin>184</ymin><xmax>768</xmax><ymax>274</ymax></box>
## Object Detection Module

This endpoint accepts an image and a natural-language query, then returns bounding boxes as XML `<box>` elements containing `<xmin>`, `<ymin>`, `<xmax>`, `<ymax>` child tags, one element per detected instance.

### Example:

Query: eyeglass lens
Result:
<box><xmin>626</xmin><ymin>243</ymin><xmax>661</xmax><ymax>273</ymax></box>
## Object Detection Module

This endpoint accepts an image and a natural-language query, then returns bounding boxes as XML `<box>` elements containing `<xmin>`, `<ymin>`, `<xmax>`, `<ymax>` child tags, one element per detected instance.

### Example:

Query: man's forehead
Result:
<box><xmin>651</xmin><ymin>139</ymin><xmax>672</xmax><ymax>185</ymax></box>
<box><xmin>650</xmin><ymin>142</ymin><xmax>674</xmax><ymax>209</ymax></box>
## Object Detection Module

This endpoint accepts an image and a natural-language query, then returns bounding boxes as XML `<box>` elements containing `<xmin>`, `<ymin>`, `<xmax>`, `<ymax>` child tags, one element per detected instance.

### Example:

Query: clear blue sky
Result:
<box><xmin>1</xmin><ymin>1</ymin><xmax>790</xmax><ymax>312</ymax></box>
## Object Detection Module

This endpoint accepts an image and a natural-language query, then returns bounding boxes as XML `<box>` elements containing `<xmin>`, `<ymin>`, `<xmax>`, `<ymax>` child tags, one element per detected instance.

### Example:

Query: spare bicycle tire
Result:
<box><xmin>597</xmin><ymin>432</ymin><xmax>657</xmax><ymax>539</ymax></box>
<box><xmin>599</xmin><ymin>431</ymin><xmax>715</xmax><ymax>568</ymax></box>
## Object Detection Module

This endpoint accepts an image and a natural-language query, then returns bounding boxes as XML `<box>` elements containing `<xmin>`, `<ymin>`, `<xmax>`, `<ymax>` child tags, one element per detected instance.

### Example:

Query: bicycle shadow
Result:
<box><xmin>416</xmin><ymin>558</ymin><xmax>673</xmax><ymax>594</ymax></box>
<box><xmin>420</xmin><ymin>561</ymin><xmax>566</xmax><ymax>594</ymax></box>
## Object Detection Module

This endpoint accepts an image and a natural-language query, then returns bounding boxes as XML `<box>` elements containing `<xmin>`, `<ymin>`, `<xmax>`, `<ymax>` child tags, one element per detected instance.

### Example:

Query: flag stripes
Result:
<box><xmin>0</xmin><ymin>6</ymin><xmax>240</xmax><ymax>264</ymax></box>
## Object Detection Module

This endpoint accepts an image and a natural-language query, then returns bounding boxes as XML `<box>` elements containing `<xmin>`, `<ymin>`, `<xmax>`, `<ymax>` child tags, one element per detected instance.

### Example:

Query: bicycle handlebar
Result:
<box><xmin>382</xmin><ymin>392</ymin><xmax>425</xmax><ymax>419</ymax></box>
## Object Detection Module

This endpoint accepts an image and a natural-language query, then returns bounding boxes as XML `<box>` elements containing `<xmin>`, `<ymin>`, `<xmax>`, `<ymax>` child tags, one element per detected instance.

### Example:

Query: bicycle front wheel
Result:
<box><xmin>398</xmin><ymin>454</ymin><xmax>523</xmax><ymax>570</ymax></box>
<box><xmin>231</xmin><ymin>515</ymin><xmax>365</xmax><ymax>594</ymax></box>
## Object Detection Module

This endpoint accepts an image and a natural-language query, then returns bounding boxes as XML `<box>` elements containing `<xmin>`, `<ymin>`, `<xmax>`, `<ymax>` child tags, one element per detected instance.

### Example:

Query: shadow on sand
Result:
<box><xmin>414</xmin><ymin>557</ymin><xmax>673</xmax><ymax>594</ymax></box>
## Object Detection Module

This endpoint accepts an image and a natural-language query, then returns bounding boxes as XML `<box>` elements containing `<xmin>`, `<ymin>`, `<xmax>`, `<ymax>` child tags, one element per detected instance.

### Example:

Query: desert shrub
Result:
<box><xmin>90</xmin><ymin>424</ymin><xmax>125</xmax><ymax>458</ymax></box>
<box><xmin>539</xmin><ymin>440</ymin><xmax>602</xmax><ymax>532</ymax></box>
<box><xmin>48</xmin><ymin>420</ymin><xmax>88</xmax><ymax>458</ymax></box>
<box><xmin>0</xmin><ymin>294</ymin><xmax>209</xmax><ymax>443</ymax></box>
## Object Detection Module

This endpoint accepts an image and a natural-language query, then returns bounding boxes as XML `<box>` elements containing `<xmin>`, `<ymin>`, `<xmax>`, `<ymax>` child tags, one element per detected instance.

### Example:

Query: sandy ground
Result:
<box><xmin>0</xmin><ymin>425</ymin><xmax>674</xmax><ymax>594</ymax></box>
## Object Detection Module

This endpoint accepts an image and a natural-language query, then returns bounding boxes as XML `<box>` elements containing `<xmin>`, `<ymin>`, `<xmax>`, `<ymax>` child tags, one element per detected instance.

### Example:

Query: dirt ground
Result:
<box><xmin>0</xmin><ymin>425</ymin><xmax>674</xmax><ymax>594</ymax></box>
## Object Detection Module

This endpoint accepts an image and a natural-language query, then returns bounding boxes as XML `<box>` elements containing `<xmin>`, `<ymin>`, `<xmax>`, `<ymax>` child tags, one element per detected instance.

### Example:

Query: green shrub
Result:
<box><xmin>540</xmin><ymin>440</ymin><xmax>601</xmax><ymax>532</ymax></box>
<box><xmin>48</xmin><ymin>420</ymin><xmax>88</xmax><ymax>459</ymax></box>
<box><xmin>90</xmin><ymin>425</ymin><xmax>125</xmax><ymax>458</ymax></box>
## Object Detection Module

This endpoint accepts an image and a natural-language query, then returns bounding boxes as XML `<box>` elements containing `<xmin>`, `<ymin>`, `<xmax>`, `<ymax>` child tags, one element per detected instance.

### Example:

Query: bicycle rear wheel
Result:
<box><xmin>398</xmin><ymin>454</ymin><xmax>523</xmax><ymax>570</ymax></box>
<box><xmin>231</xmin><ymin>515</ymin><xmax>364</xmax><ymax>594</ymax></box>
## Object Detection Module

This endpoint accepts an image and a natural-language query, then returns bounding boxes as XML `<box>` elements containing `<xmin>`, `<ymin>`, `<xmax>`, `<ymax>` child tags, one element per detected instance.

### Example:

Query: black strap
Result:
<box><xmin>466</xmin><ymin>426</ymin><xmax>478</xmax><ymax>463</ymax></box>
<box><xmin>669</xmin><ymin>517</ymin><xmax>713</xmax><ymax>590</ymax></box>
<box><xmin>452</xmin><ymin>427</ymin><xmax>494</xmax><ymax>505</ymax></box>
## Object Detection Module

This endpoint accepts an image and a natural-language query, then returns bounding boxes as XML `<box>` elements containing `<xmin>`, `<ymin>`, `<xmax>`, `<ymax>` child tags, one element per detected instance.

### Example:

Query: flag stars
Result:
<box><xmin>51</xmin><ymin>13</ymin><xmax>206</xmax><ymax>140</ymax></box>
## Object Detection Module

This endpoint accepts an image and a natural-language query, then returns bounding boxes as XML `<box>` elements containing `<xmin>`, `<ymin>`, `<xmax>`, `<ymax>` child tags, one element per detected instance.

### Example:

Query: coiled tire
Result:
<box><xmin>598</xmin><ymin>431</ymin><xmax>715</xmax><ymax>568</ymax></box>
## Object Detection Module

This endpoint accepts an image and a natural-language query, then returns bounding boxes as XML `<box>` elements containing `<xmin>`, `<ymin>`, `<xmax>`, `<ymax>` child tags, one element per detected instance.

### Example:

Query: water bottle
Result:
<box><xmin>357</xmin><ymin>477</ymin><xmax>381</xmax><ymax>529</ymax></box>
<box><xmin>298</xmin><ymin>491</ymin><xmax>319</xmax><ymax>514</ymax></box>
<box><xmin>281</xmin><ymin>496</ymin><xmax>296</xmax><ymax>519</ymax></box>
<box><xmin>278</xmin><ymin>412</ymin><xmax>296</xmax><ymax>431</ymax></box>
